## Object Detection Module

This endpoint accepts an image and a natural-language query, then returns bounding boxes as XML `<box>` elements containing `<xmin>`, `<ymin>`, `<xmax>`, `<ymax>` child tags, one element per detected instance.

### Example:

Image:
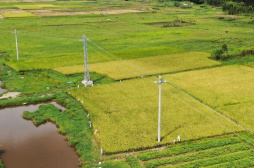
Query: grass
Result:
<box><xmin>163</xmin><ymin>65</ymin><xmax>254</xmax><ymax>131</ymax></box>
<box><xmin>70</xmin><ymin>76</ymin><xmax>242</xmax><ymax>153</ymax></box>
<box><xmin>245</xmin><ymin>62</ymin><xmax>254</xmax><ymax>68</ymax></box>
<box><xmin>2</xmin><ymin>12</ymin><xmax>37</xmax><ymax>18</ymax></box>
<box><xmin>16</xmin><ymin>4</ymin><xmax>59</xmax><ymax>10</ymax></box>
<box><xmin>137</xmin><ymin>137</ymin><xmax>242</xmax><ymax>161</ymax></box>
<box><xmin>0</xmin><ymin>0</ymin><xmax>254</xmax><ymax>166</ymax></box>
<box><xmin>0</xmin><ymin>1</ymin><xmax>253</xmax><ymax>72</ymax></box>
<box><xmin>126</xmin><ymin>156</ymin><xmax>142</xmax><ymax>168</ymax></box>
<box><xmin>54</xmin><ymin>52</ymin><xmax>221</xmax><ymax>80</ymax></box>
<box><xmin>85</xmin><ymin>132</ymin><xmax>254</xmax><ymax>167</ymax></box>
<box><xmin>166</xmin><ymin>150</ymin><xmax>254</xmax><ymax>167</ymax></box>
<box><xmin>0</xmin><ymin>159</ymin><xmax>3</xmax><ymax>168</ymax></box>
<box><xmin>84</xmin><ymin>160</ymin><xmax>130</xmax><ymax>168</ymax></box>
<box><xmin>145</xmin><ymin>143</ymin><xmax>250</xmax><ymax>168</ymax></box>
<box><xmin>0</xmin><ymin>62</ymin><xmax>114</xmax><ymax>95</ymax></box>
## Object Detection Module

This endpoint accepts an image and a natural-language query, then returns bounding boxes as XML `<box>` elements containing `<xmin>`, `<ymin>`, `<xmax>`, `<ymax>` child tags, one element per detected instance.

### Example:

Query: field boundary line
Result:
<box><xmin>164</xmin><ymin>149</ymin><xmax>254</xmax><ymax>168</ymax></box>
<box><xmin>85</xmin><ymin>40</ymin><xmax>254</xmax><ymax>149</ymax></box>
<box><xmin>144</xmin><ymin>142</ymin><xmax>244</xmax><ymax>162</ymax></box>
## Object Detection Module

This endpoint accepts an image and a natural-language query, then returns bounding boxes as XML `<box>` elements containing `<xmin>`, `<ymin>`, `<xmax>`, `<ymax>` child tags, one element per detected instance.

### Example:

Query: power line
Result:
<box><xmin>166</xmin><ymin>80</ymin><xmax>254</xmax><ymax>135</ymax></box>
<box><xmin>160</xmin><ymin>82</ymin><xmax>254</xmax><ymax>146</ymax></box>
<box><xmin>4</xmin><ymin>31</ymin><xmax>254</xmax><ymax>145</ymax></box>
<box><xmin>88</xmin><ymin>40</ymin><xmax>154</xmax><ymax>75</ymax></box>
<box><xmin>87</xmin><ymin>41</ymin><xmax>254</xmax><ymax>145</ymax></box>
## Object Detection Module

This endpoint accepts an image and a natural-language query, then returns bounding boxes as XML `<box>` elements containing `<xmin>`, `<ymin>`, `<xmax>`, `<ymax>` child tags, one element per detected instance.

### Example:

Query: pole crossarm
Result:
<box><xmin>154</xmin><ymin>75</ymin><xmax>167</xmax><ymax>142</ymax></box>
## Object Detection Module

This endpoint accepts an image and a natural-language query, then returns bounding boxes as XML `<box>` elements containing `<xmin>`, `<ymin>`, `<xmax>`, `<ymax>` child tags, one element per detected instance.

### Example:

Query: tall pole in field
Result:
<box><xmin>14</xmin><ymin>29</ymin><xmax>19</xmax><ymax>61</ymax></box>
<box><xmin>82</xmin><ymin>35</ymin><xmax>90</xmax><ymax>81</ymax></box>
<box><xmin>154</xmin><ymin>75</ymin><xmax>166</xmax><ymax>142</ymax></box>
<box><xmin>81</xmin><ymin>35</ymin><xmax>93</xmax><ymax>87</ymax></box>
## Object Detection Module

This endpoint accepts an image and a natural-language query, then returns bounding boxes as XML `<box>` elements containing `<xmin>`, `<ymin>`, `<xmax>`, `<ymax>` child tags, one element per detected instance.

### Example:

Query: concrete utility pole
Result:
<box><xmin>154</xmin><ymin>75</ymin><xmax>166</xmax><ymax>142</ymax></box>
<box><xmin>81</xmin><ymin>35</ymin><xmax>93</xmax><ymax>87</ymax></box>
<box><xmin>14</xmin><ymin>29</ymin><xmax>19</xmax><ymax>61</ymax></box>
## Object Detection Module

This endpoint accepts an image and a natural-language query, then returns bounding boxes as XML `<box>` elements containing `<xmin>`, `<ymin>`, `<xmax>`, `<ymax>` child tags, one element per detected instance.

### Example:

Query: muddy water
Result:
<box><xmin>0</xmin><ymin>102</ymin><xmax>80</xmax><ymax>168</ymax></box>
<box><xmin>0</xmin><ymin>81</ymin><xmax>5</xmax><ymax>94</ymax></box>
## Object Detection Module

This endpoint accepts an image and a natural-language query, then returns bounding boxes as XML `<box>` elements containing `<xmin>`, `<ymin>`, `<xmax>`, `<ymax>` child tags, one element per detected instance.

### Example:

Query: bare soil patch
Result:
<box><xmin>29</xmin><ymin>9</ymin><xmax>142</xmax><ymax>17</ymax></box>
<box><xmin>0</xmin><ymin>14</ymin><xmax>3</xmax><ymax>19</ymax></box>
<box><xmin>45</xmin><ymin>24</ymin><xmax>86</xmax><ymax>28</ymax></box>
<box><xmin>21</xmin><ymin>0</ymin><xmax>55</xmax><ymax>2</ymax></box>
<box><xmin>0</xmin><ymin>92</ymin><xmax>21</xmax><ymax>99</ymax></box>
<box><xmin>0</xmin><ymin>9</ymin><xmax>26</xmax><ymax>14</ymax></box>
<box><xmin>146</xmin><ymin>21</ymin><xmax>194</xmax><ymax>28</ymax></box>
<box><xmin>213</xmin><ymin>15</ymin><xmax>243</xmax><ymax>19</ymax></box>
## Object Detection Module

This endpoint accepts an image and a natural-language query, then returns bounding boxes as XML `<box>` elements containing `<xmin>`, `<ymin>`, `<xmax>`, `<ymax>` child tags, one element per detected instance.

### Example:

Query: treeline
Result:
<box><xmin>158</xmin><ymin>0</ymin><xmax>254</xmax><ymax>14</ymax></box>
<box><xmin>172</xmin><ymin>0</ymin><xmax>254</xmax><ymax>7</ymax></box>
<box><xmin>207</xmin><ymin>0</ymin><xmax>254</xmax><ymax>7</ymax></box>
<box><xmin>158</xmin><ymin>0</ymin><xmax>204</xmax><ymax>4</ymax></box>
<box><xmin>222</xmin><ymin>1</ymin><xmax>253</xmax><ymax>14</ymax></box>
<box><xmin>207</xmin><ymin>0</ymin><xmax>254</xmax><ymax>14</ymax></box>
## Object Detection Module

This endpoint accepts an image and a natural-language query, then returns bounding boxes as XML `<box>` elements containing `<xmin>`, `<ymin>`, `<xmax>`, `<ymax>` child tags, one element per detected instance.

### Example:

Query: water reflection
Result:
<box><xmin>0</xmin><ymin>103</ymin><xmax>79</xmax><ymax>168</ymax></box>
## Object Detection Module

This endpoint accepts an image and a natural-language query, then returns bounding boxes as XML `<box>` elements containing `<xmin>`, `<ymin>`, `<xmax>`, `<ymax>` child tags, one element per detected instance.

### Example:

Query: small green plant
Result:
<box><xmin>222</xmin><ymin>44</ymin><xmax>228</xmax><ymax>53</ymax></box>
<box><xmin>126</xmin><ymin>156</ymin><xmax>143</xmax><ymax>168</ymax></box>
<box><xmin>211</xmin><ymin>44</ymin><xmax>228</xmax><ymax>60</ymax></box>
<box><xmin>0</xmin><ymin>159</ymin><xmax>4</xmax><ymax>168</ymax></box>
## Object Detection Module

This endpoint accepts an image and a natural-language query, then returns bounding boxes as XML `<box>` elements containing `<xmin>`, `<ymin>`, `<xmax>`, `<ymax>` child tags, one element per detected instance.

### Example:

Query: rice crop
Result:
<box><xmin>70</xmin><ymin>77</ymin><xmax>242</xmax><ymax>153</ymax></box>
<box><xmin>164</xmin><ymin>65</ymin><xmax>254</xmax><ymax>131</ymax></box>
<box><xmin>54</xmin><ymin>52</ymin><xmax>221</xmax><ymax>80</ymax></box>
<box><xmin>2</xmin><ymin>12</ymin><xmax>36</xmax><ymax>18</ymax></box>
<box><xmin>16</xmin><ymin>4</ymin><xmax>58</xmax><ymax>10</ymax></box>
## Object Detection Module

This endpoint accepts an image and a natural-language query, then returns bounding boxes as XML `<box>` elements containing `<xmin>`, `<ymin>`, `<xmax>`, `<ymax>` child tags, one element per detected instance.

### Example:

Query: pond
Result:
<box><xmin>0</xmin><ymin>102</ymin><xmax>80</xmax><ymax>168</ymax></box>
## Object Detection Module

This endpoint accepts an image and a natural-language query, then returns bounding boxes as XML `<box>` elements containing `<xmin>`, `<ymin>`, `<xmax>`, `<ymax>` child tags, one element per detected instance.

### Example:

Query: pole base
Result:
<box><xmin>82</xmin><ymin>80</ymin><xmax>93</xmax><ymax>87</ymax></box>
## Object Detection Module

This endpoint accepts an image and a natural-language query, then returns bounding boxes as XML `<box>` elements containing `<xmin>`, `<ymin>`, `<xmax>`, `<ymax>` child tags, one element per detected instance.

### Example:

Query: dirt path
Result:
<box><xmin>29</xmin><ymin>9</ymin><xmax>142</xmax><ymax>17</ymax></box>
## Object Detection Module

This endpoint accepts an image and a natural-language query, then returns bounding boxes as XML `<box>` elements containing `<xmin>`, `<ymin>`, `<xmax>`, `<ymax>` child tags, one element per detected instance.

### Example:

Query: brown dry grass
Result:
<box><xmin>29</xmin><ymin>9</ymin><xmax>142</xmax><ymax>17</ymax></box>
<box><xmin>213</xmin><ymin>15</ymin><xmax>243</xmax><ymax>19</ymax></box>
<box><xmin>21</xmin><ymin>0</ymin><xmax>55</xmax><ymax>2</ymax></box>
<box><xmin>0</xmin><ymin>9</ymin><xmax>26</xmax><ymax>14</ymax></box>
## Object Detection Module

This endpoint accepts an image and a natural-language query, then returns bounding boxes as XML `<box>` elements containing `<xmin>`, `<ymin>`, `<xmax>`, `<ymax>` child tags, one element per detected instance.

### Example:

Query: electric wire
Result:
<box><xmin>6</xmin><ymin>31</ymin><xmax>254</xmax><ymax>146</ymax></box>
<box><xmin>87</xmin><ymin>44</ymin><xmax>140</xmax><ymax>76</ymax></box>
<box><xmin>88</xmin><ymin>40</ymin><xmax>154</xmax><ymax>76</ymax></box>
<box><xmin>85</xmin><ymin>39</ymin><xmax>254</xmax><ymax>146</ymax></box>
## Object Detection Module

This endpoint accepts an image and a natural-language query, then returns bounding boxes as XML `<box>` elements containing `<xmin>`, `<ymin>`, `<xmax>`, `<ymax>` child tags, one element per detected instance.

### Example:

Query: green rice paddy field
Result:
<box><xmin>86</xmin><ymin>133</ymin><xmax>254</xmax><ymax>168</ymax></box>
<box><xmin>164</xmin><ymin>65</ymin><xmax>254</xmax><ymax>133</ymax></box>
<box><xmin>0</xmin><ymin>0</ymin><xmax>254</xmax><ymax>167</ymax></box>
<box><xmin>0</xmin><ymin>0</ymin><xmax>253</xmax><ymax>72</ymax></box>
<box><xmin>69</xmin><ymin>76</ymin><xmax>235</xmax><ymax>153</ymax></box>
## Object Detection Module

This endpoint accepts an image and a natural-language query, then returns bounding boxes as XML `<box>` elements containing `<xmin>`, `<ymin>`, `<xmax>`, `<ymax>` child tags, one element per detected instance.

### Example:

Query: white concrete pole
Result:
<box><xmin>14</xmin><ymin>29</ymin><xmax>19</xmax><ymax>61</ymax></box>
<box><xmin>155</xmin><ymin>75</ymin><xmax>166</xmax><ymax>142</ymax></box>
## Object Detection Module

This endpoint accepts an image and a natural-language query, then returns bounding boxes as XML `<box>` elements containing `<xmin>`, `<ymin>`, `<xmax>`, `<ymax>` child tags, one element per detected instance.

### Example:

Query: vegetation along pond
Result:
<box><xmin>0</xmin><ymin>102</ymin><xmax>80</xmax><ymax>168</ymax></box>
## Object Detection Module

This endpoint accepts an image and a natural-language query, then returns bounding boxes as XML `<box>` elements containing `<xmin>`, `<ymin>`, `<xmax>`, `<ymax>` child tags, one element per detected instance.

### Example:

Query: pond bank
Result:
<box><xmin>0</xmin><ymin>102</ymin><xmax>80</xmax><ymax>168</ymax></box>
